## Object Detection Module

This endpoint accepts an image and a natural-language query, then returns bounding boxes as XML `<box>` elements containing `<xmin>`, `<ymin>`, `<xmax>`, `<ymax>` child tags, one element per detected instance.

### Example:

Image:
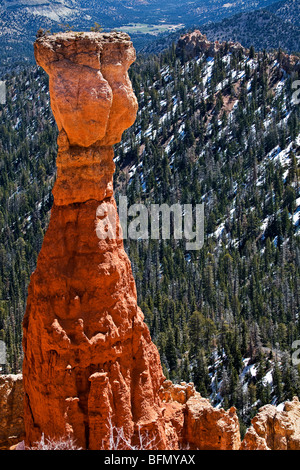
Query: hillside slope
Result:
<box><xmin>268</xmin><ymin>0</ymin><xmax>300</xmax><ymax>24</ymax></box>
<box><xmin>0</xmin><ymin>38</ymin><xmax>299</xmax><ymax>431</ymax></box>
<box><xmin>0</xmin><ymin>0</ymin><xmax>282</xmax><ymax>73</ymax></box>
<box><xmin>202</xmin><ymin>0</ymin><xmax>300</xmax><ymax>54</ymax></box>
<box><xmin>142</xmin><ymin>0</ymin><xmax>300</xmax><ymax>55</ymax></box>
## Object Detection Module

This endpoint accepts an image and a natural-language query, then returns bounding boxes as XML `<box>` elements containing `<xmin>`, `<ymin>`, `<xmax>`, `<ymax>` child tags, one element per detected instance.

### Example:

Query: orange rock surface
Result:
<box><xmin>241</xmin><ymin>397</ymin><xmax>300</xmax><ymax>450</ymax></box>
<box><xmin>159</xmin><ymin>381</ymin><xmax>241</xmax><ymax>450</ymax></box>
<box><xmin>0</xmin><ymin>374</ymin><xmax>24</xmax><ymax>449</ymax></box>
<box><xmin>176</xmin><ymin>30</ymin><xmax>244</xmax><ymax>59</ymax></box>
<box><xmin>22</xmin><ymin>31</ymin><xmax>241</xmax><ymax>450</ymax></box>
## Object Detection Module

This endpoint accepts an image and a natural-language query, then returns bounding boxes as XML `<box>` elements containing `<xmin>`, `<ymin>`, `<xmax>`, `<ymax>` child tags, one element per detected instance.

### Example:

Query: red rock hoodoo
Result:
<box><xmin>22</xmin><ymin>32</ymin><xmax>241</xmax><ymax>450</ymax></box>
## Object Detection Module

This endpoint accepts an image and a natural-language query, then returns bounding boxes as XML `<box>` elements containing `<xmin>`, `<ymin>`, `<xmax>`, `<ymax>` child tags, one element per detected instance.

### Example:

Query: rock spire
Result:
<box><xmin>22</xmin><ymin>31</ymin><xmax>241</xmax><ymax>451</ymax></box>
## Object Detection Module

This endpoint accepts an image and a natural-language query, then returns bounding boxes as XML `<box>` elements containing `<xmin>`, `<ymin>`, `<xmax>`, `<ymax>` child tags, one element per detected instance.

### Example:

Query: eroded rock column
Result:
<box><xmin>22</xmin><ymin>32</ymin><xmax>167</xmax><ymax>450</ymax></box>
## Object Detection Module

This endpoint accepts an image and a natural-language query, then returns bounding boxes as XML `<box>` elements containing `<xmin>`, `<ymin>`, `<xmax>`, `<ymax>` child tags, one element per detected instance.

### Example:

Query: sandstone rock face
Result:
<box><xmin>34</xmin><ymin>32</ymin><xmax>138</xmax><ymax>149</ymax></box>
<box><xmin>241</xmin><ymin>397</ymin><xmax>300</xmax><ymax>450</ymax></box>
<box><xmin>23</xmin><ymin>32</ymin><xmax>166</xmax><ymax>450</ymax></box>
<box><xmin>280</xmin><ymin>52</ymin><xmax>300</xmax><ymax>74</ymax></box>
<box><xmin>0</xmin><ymin>374</ymin><xmax>24</xmax><ymax>449</ymax></box>
<box><xmin>22</xmin><ymin>31</ymin><xmax>242</xmax><ymax>451</ymax></box>
<box><xmin>159</xmin><ymin>380</ymin><xmax>196</xmax><ymax>404</ymax></box>
<box><xmin>176</xmin><ymin>30</ymin><xmax>244</xmax><ymax>59</ymax></box>
<box><xmin>184</xmin><ymin>397</ymin><xmax>241</xmax><ymax>450</ymax></box>
<box><xmin>2</xmin><ymin>373</ymin><xmax>243</xmax><ymax>450</ymax></box>
<box><xmin>159</xmin><ymin>381</ymin><xmax>241</xmax><ymax>450</ymax></box>
<box><xmin>34</xmin><ymin>32</ymin><xmax>138</xmax><ymax>206</ymax></box>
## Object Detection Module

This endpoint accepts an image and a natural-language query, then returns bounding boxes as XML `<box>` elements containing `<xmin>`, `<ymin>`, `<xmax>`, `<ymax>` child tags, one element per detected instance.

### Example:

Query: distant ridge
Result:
<box><xmin>141</xmin><ymin>0</ymin><xmax>300</xmax><ymax>55</ymax></box>
<box><xmin>0</xmin><ymin>0</ymin><xmax>285</xmax><ymax>73</ymax></box>
<box><xmin>202</xmin><ymin>0</ymin><xmax>300</xmax><ymax>54</ymax></box>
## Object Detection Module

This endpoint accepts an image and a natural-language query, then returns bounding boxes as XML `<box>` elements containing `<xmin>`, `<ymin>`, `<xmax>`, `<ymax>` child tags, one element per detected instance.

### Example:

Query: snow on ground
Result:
<box><xmin>202</xmin><ymin>57</ymin><xmax>214</xmax><ymax>87</ymax></box>
<box><xmin>262</xmin><ymin>370</ymin><xmax>273</xmax><ymax>386</ymax></box>
<box><xmin>165</xmin><ymin>136</ymin><xmax>174</xmax><ymax>154</ymax></box>
<box><xmin>239</xmin><ymin>358</ymin><xmax>259</xmax><ymax>383</ymax></box>
<box><xmin>275</xmin><ymin>77</ymin><xmax>285</xmax><ymax>97</ymax></box>
<box><xmin>293</xmin><ymin>198</ymin><xmax>300</xmax><ymax>229</ymax></box>
<box><xmin>268</xmin><ymin>141</ymin><xmax>298</xmax><ymax>167</ymax></box>
<box><xmin>261</xmin><ymin>216</ymin><xmax>270</xmax><ymax>233</ymax></box>
<box><xmin>208</xmin><ymin>221</ymin><xmax>225</xmax><ymax>239</ymax></box>
<box><xmin>178</xmin><ymin>123</ymin><xmax>185</xmax><ymax>138</ymax></box>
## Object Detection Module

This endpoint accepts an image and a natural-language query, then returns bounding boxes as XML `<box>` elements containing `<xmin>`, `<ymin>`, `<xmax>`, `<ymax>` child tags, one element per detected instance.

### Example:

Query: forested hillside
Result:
<box><xmin>142</xmin><ymin>0</ymin><xmax>300</xmax><ymax>54</ymax></box>
<box><xmin>0</xmin><ymin>40</ymin><xmax>299</xmax><ymax>432</ymax></box>
<box><xmin>0</xmin><ymin>69</ymin><xmax>56</xmax><ymax>371</ymax></box>
<box><xmin>202</xmin><ymin>0</ymin><xmax>300</xmax><ymax>54</ymax></box>
<box><xmin>0</xmin><ymin>0</ymin><xmax>281</xmax><ymax>72</ymax></box>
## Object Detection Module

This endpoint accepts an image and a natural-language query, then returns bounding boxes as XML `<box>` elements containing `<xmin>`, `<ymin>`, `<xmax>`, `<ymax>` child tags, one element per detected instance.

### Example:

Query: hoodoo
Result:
<box><xmin>22</xmin><ymin>31</ymin><xmax>241</xmax><ymax>450</ymax></box>
<box><xmin>22</xmin><ymin>31</ymin><xmax>168</xmax><ymax>450</ymax></box>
